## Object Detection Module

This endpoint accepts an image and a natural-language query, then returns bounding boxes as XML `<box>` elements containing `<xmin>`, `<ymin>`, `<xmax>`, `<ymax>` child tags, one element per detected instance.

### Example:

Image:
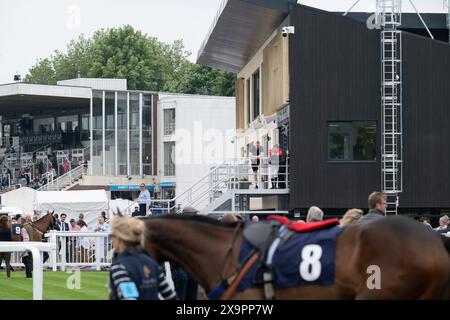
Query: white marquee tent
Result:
<box><xmin>34</xmin><ymin>190</ymin><xmax>109</xmax><ymax>227</ymax></box>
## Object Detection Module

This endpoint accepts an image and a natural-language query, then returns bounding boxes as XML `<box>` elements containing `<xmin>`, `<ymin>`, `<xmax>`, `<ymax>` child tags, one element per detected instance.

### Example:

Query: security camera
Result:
<box><xmin>281</xmin><ymin>26</ymin><xmax>295</xmax><ymax>37</ymax></box>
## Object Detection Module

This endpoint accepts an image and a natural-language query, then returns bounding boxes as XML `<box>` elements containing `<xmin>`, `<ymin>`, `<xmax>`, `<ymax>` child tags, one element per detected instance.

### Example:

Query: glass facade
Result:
<box><xmin>90</xmin><ymin>90</ymin><xmax>153</xmax><ymax>176</ymax></box>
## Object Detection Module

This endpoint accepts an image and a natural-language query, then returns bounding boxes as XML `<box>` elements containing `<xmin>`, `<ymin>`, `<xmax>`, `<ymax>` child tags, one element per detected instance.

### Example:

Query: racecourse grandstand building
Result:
<box><xmin>0</xmin><ymin>79</ymin><xmax>235</xmax><ymax>210</ymax></box>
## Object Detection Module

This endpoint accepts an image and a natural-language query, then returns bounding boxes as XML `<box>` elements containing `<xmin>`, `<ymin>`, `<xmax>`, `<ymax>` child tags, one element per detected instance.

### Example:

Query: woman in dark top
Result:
<box><xmin>109</xmin><ymin>215</ymin><xmax>177</xmax><ymax>300</ymax></box>
<box><xmin>0</xmin><ymin>216</ymin><xmax>12</xmax><ymax>278</ymax></box>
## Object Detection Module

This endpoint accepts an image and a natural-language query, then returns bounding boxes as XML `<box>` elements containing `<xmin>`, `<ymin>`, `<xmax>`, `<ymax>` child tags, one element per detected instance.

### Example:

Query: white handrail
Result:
<box><xmin>150</xmin><ymin>157</ymin><xmax>290</xmax><ymax>214</ymax></box>
<box><xmin>37</xmin><ymin>164</ymin><xmax>85</xmax><ymax>191</ymax></box>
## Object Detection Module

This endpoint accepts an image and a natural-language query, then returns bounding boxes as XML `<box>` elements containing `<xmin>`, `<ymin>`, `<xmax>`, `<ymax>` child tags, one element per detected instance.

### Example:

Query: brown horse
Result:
<box><xmin>142</xmin><ymin>214</ymin><xmax>450</xmax><ymax>299</ymax></box>
<box><xmin>11</xmin><ymin>213</ymin><xmax>55</xmax><ymax>242</ymax></box>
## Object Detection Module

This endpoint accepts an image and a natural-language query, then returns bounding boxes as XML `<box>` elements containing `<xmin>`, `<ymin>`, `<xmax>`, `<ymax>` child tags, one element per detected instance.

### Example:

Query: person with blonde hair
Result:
<box><xmin>306</xmin><ymin>206</ymin><xmax>324</xmax><ymax>222</ymax></box>
<box><xmin>109</xmin><ymin>215</ymin><xmax>177</xmax><ymax>300</ymax></box>
<box><xmin>340</xmin><ymin>209</ymin><xmax>363</xmax><ymax>227</ymax></box>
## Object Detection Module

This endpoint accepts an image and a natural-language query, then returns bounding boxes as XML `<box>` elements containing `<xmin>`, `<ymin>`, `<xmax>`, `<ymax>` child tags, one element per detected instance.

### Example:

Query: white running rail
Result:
<box><xmin>0</xmin><ymin>242</ymin><xmax>56</xmax><ymax>300</ymax></box>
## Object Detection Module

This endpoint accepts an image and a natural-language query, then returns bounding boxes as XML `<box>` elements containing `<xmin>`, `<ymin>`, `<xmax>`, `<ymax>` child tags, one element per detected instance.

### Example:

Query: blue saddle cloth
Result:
<box><xmin>237</xmin><ymin>224</ymin><xmax>343</xmax><ymax>291</ymax></box>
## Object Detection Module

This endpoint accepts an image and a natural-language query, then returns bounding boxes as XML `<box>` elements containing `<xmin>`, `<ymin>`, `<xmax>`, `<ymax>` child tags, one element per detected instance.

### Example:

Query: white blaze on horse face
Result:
<box><xmin>66</xmin><ymin>269</ymin><xmax>81</xmax><ymax>290</ymax></box>
<box><xmin>299</xmin><ymin>244</ymin><xmax>323</xmax><ymax>282</ymax></box>
<box><xmin>366</xmin><ymin>265</ymin><xmax>381</xmax><ymax>290</ymax></box>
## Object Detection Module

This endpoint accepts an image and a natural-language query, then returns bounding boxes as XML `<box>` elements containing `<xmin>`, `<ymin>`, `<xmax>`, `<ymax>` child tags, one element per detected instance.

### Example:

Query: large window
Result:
<box><xmin>246</xmin><ymin>78</ymin><xmax>251</xmax><ymax>125</ymax></box>
<box><xmin>142</xmin><ymin>94</ymin><xmax>152</xmax><ymax>175</ymax></box>
<box><xmin>252</xmin><ymin>69</ymin><xmax>260</xmax><ymax>120</ymax></box>
<box><xmin>328</xmin><ymin>121</ymin><xmax>377</xmax><ymax>161</ymax></box>
<box><xmin>117</xmin><ymin>92</ymin><xmax>128</xmax><ymax>175</ymax></box>
<box><xmin>104</xmin><ymin>92</ymin><xmax>115</xmax><ymax>175</ymax></box>
<box><xmin>90</xmin><ymin>90</ymin><xmax>154</xmax><ymax>177</ymax></box>
<box><xmin>164</xmin><ymin>109</ymin><xmax>175</xmax><ymax>136</ymax></box>
<box><xmin>129</xmin><ymin>93</ymin><xmax>140</xmax><ymax>176</ymax></box>
<box><xmin>164</xmin><ymin>142</ymin><xmax>175</xmax><ymax>176</ymax></box>
<box><xmin>92</xmin><ymin>91</ymin><xmax>103</xmax><ymax>175</ymax></box>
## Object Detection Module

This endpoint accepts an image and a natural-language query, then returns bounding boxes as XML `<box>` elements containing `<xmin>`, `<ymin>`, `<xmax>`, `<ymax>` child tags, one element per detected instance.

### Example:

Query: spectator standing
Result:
<box><xmin>94</xmin><ymin>215</ymin><xmax>111</xmax><ymax>232</ymax></box>
<box><xmin>0</xmin><ymin>216</ymin><xmax>12</xmax><ymax>278</ymax></box>
<box><xmin>77</xmin><ymin>220</ymin><xmax>90</xmax><ymax>262</ymax></box>
<box><xmin>250</xmin><ymin>141</ymin><xmax>264</xmax><ymax>189</ymax></box>
<box><xmin>306</xmin><ymin>206</ymin><xmax>324</xmax><ymax>223</ymax></box>
<box><xmin>17</xmin><ymin>216</ymin><xmax>33</xmax><ymax>278</ymax></box>
<box><xmin>63</xmin><ymin>161</ymin><xmax>70</xmax><ymax>173</ymax></box>
<box><xmin>69</xmin><ymin>218</ymin><xmax>81</xmax><ymax>261</ymax></box>
<box><xmin>434</xmin><ymin>215</ymin><xmax>449</xmax><ymax>233</ymax></box>
<box><xmin>58</xmin><ymin>213</ymin><xmax>70</xmax><ymax>231</ymax></box>
<box><xmin>357</xmin><ymin>192</ymin><xmax>387</xmax><ymax>225</ymax></box>
<box><xmin>137</xmin><ymin>183</ymin><xmax>151</xmax><ymax>216</ymax></box>
<box><xmin>94</xmin><ymin>215</ymin><xmax>111</xmax><ymax>264</ymax></box>
<box><xmin>109</xmin><ymin>215</ymin><xmax>177</xmax><ymax>300</ymax></box>
<box><xmin>340</xmin><ymin>209</ymin><xmax>363</xmax><ymax>227</ymax></box>
<box><xmin>419</xmin><ymin>216</ymin><xmax>433</xmax><ymax>229</ymax></box>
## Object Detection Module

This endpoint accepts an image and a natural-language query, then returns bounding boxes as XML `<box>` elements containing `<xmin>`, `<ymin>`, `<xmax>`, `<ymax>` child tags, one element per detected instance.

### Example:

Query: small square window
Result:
<box><xmin>328</xmin><ymin>121</ymin><xmax>376</xmax><ymax>162</ymax></box>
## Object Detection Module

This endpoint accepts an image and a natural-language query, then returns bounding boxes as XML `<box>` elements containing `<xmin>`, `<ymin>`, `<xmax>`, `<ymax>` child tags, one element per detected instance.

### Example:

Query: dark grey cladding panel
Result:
<box><xmin>342</xmin><ymin>12</ymin><xmax>447</xmax><ymax>29</ymax></box>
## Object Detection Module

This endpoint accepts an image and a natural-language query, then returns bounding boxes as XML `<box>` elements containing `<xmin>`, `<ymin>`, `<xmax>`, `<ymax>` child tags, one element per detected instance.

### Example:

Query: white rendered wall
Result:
<box><xmin>57</xmin><ymin>78</ymin><xmax>127</xmax><ymax>91</ymax></box>
<box><xmin>158</xmin><ymin>94</ymin><xmax>235</xmax><ymax>208</ymax></box>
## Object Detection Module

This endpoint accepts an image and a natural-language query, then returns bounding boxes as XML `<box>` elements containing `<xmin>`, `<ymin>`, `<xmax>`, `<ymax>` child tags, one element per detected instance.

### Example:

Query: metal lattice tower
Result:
<box><xmin>377</xmin><ymin>0</ymin><xmax>403</xmax><ymax>215</ymax></box>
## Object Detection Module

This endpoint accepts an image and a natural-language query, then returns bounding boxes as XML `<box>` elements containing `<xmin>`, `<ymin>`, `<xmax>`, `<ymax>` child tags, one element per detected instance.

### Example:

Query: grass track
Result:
<box><xmin>0</xmin><ymin>271</ymin><xmax>109</xmax><ymax>300</ymax></box>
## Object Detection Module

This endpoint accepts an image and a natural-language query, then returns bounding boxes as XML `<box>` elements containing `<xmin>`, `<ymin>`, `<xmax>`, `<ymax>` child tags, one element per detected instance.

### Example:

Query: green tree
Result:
<box><xmin>24</xmin><ymin>58</ymin><xmax>56</xmax><ymax>85</ymax></box>
<box><xmin>24</xmin><ymin>25</ymin><xmax>235</xmax><ymax>96</ymax></box>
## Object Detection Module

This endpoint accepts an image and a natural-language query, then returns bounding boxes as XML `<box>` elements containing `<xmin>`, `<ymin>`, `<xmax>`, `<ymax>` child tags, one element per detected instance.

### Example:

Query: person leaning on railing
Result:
<box><xmin>137</xmin><ymin>183</ymin><xmax>151</xmax><ymax>216</ymax></box>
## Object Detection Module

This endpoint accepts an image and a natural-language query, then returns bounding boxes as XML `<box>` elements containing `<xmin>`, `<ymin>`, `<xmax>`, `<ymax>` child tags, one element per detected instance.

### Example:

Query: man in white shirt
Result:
<box><xmin>137</xmin><ymin>183</ymin><xmax>151</xmax><ymax>216</ymax></box>
<box><xmin>94</xmin><ymin>215</ymin><xmax>111</xmax><ymax>232</ymax></box>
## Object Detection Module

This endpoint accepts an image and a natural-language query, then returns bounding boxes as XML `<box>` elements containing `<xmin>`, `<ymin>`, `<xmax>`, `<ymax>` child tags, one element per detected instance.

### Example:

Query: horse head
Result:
<box><xmin>141</xmin><ymin>215</ymin><xmax>244</xmax><ymax>295</ymax></box>
<box><xmin>47</xmin><ymin>211</ymin><xmax>56</xmax><ymax>231</ymax></box>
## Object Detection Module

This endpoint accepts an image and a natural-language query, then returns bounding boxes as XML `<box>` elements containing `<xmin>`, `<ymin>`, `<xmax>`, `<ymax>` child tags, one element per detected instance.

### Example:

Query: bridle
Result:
<box><xmin>25</xmin><ymin>216</ymin><xmax>54</xmax><ymax>239</ymax></box>
<box><xmin>207</xmin><ymin>221</ymin><xmax>259</xmax><ymax>300</ymax></box>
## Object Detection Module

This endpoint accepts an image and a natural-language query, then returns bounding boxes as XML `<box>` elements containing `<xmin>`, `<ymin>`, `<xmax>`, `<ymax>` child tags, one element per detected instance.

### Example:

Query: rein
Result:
<box><xmin>208</xmin><ymin>221</ymin><xmax>259</xmax><ymax>300</ymax></box>
<box><xmin>25</xmin><ymin>216</ymin><xmax>53</xmax><ymax>238</ymax></box>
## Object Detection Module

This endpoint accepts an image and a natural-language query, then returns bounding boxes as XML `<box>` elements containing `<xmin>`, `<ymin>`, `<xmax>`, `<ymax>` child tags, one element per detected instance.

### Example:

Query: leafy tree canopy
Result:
<box><xmin>25</xmin><ymin>25</ymin><xmax>235</xmax><ymax>96</ymax></box>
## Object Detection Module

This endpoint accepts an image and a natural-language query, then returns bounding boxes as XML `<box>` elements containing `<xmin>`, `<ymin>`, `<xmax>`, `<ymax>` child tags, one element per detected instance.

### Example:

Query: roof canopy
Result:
<box><xmin>197</xmin><ymin>0</ymin><xmax>296</xmax><ymax>73</ymax></box>
<box><xmin>0</xmin><ymin>83</ymin><xmax>90</xmax><ymax>116</ymax></box>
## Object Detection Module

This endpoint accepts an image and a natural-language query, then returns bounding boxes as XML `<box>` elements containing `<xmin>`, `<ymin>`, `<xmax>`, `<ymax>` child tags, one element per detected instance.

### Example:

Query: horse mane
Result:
<box><xmin>143</xmin><ymin>214</ymin><xmax>238</xmax><ymax>228</ymax></box>
<box><xmin>34</xmin><ymin>211</ymin><xmax>54</xmax><ymax>223</ymax></box>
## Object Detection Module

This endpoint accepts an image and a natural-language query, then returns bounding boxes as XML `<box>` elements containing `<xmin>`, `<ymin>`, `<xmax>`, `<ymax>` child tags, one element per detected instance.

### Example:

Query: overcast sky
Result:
<box><xmin>0</xmin><ymin>0</ymin><xmax>446</xmax><ymax>84</ymax></box>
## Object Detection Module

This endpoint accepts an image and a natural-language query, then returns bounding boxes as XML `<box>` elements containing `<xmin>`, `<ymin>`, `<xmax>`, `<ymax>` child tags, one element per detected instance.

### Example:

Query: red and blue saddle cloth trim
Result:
<box><xmin>236</xmin><ymin>219</ymin><xmax>343</xmax><ymax>292</ymax></box>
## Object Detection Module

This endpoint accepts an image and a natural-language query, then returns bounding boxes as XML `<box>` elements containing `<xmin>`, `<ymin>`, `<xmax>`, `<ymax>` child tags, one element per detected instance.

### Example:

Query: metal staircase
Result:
<box><xmin>148</xmin><ymin>157</ymin><xmax>290</xmax><ymax>216</ymax></box>
<box><xmin>377</xmin><ymin>0</ymin><xmax>403</xmax><ymax>215</ymax></box>
<box><xmin>37</xmin><ymin>164</ymin><xmax>87</xmax><ymax>191</ymax></box>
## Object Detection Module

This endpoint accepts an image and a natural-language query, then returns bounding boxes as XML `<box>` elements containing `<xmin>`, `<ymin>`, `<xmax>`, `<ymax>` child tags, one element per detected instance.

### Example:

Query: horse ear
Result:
<box><xmin>115</xmin><ymin>210</ymin><xmax>123</xmax><ymax>217</ymax></box>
